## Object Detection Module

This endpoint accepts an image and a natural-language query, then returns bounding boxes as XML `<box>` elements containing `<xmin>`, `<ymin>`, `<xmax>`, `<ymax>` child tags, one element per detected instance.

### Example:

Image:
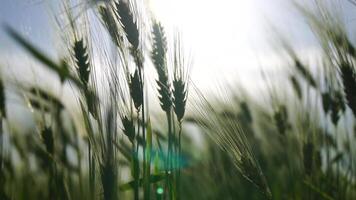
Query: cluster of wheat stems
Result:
<box><xmin>0</xmin><ymin>0</ymin><xmax>270</xmax><ymax>199</ymax></box>
<box><xmin>1</xmin><ymin>0</ymin><xmax>356</xmax><ymax>200</ymax></box>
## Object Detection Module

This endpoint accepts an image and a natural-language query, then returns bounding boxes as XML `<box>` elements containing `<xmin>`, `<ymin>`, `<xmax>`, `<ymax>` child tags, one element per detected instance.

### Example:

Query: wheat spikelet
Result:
<box><xmin>41</xmin><ymin>127</ymin><xmax>54</xmax><ymax>156</ymax></box>
<box><xmin>26</xmin><ymin>87</ymin><xmax>64</xmax><ymax>112</ymax></box>
<box><xmin>273</xmin><ymin>105</ymin><xmax>291</xmax><ymax>135</ymax></box>
<box><xmin>173</xmin><ymin>79</ymin><xmax>186</xmax><ymax>122</ymax></box>
<box><xmin>322</xmin><ymin>92</ymin><xmax>331</xmax><ymax>114</ymax></box>
<box><xmin>188</xmin><ymin>85</ymin><xmax>271</xmax><ymax>198</ymax></box>
<box><xmin>172</xmin><ymin>36</ymin><xmax>188</xmax><ymax>122</ymax></box>
<box><xmin>99</xmin><ymin>5</ymin><xmax>124</xmax><ymax>48</ymax></box>
<box><xmin>151</xmin><ymin>22</ymin><xmax>172</xmax><ymax>113</ymax></box>
<box><xmin>73</xmin><ymin>38</ymin><xmax>91</xmax><ymax>87</ymax></box>
<box><xmin>290</xmin><ymin>75</ymin><xmax>302</xmax><ymax>100</ymax></box>
<box><xmin>340</xmin><ymin>62</ymin><xmax>356</xmax><ymax>116</ymax></box>
<box><xmin>115</xmin><ymin>0</ymin><xmax>139</xmax><ymax>50</ymax></box>
<box><xmin>121</xmin><ymin>116</ymin><xmax>135</xmax><ymax>142</ymax></box>
<box><xmin>294</xmin><ymin>59</ymin><xmax>317</xmax><ymax>88</ymax></box>
<box><xmin>330</xmin><ymin>91</ymin><xmax>345</xmax><ymax>126</ymax></box>
<box><xmin>129</xmin><ymin>69</ymin><xmax>143</xmax><ymax>110</ymax></box>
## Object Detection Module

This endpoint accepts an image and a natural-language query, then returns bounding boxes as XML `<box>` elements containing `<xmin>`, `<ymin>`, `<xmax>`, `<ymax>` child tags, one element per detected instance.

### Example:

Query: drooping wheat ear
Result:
<box><xmin>28</xmin><ymin>87</ymin><xmax>64</xmax><ymax>110</ymax></box>
<box><xmin>290</xmin><ymin>75</ymin><xmax>302</xmax><ymax>100</ymax></box>
<box><xmin>84</xmin><ymin>88</ymin><xmax>99</xmax><ymax>120</ymax></box>
<box><xmin>173</xmin><ymin>36</ymin><xmax>188</xmax><ymax>122</ymax></box>
<box><xmin>240</xmin><ymin>155</ymin><xmax>270</xmax><ymax>196</ymax></box>
<box><xmin>294</xmin><ymin>59</ymin><xmax>317</xmax><ymax>88</ymax></box>
<box><xmin>99</xmin><ymin>5</ymin><xmax>124</xmax><ymax>48</ymax></box>
<box><xmin>302</xmin><ymin>5</ymin><xmax>356</xmax><ymax>117</ymax></box>
<box><xmin>115</xmin><ymin>0</ymin><xmax>139</xmax><ymax>51</ymax></box>
<box><xmin>273</xmin><ymin>105</ymin><xmax>291</xmax><ymax>135</ymax></box>
<box><xmin>151</xmin><ymin>22</ymin><xmax>172</xmax><ymax>113</ymax></box>
<box><xmin>339</xmin><ymin>62</ymin><xmax>356</xmax><ymax>116</ymax></box>
<box><xmin>129</xmin><ymin>69</ymin><xmax>143</xmax><ymax>110</ymax></box>
<box><xmin>121</xmin><ymin>116</ymin><xmax>135</xmax><ymax>142</ymax></box>
<box><xmin>41</xmin><ymin>127</ymin><xmax>54</xmax><ymax>156</ymax></box>
<box><xmin>189</xmin><ymin>85</ymin><xmax>271</xmax><ymax>197</ymax></box>
<box><xmin>322</xmin><ymin>92</ymin><xmax>331</xmax><ymax>114</ymax></box>
<box><xmin>73</xmin><ymin>38</ymin><xmax>91</xmax><ymax>87</ymax></box>
<box><xmin>330</xmin><ymin>91</ymin><xmax>345</xmax><ymax>126</ymax></box>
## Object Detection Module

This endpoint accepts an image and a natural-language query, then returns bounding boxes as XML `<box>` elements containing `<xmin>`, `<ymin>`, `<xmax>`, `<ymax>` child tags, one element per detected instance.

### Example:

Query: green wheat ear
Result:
<box><xmin>294</xmin><ymin>59</ymin><xmax>317</xmax><ymax>88</ymax></box>
<box><xmin>173</xmin><ymin>79</ymin><xmax>187</xmax><ymax>122</ymax></box>
<box><xmin>129</xmin><ymin>69</ymin><xmax>143</xmax><ymax>110</ymax></box>
<box><xmin>273</xmin><ymin>105</ymin><xmax>291</xmax><ymax>135</ymax></box>
<box><xmin>41</xmin><ymin>126</ymin><xmax>54</xmax><ymax>156</ymax></box>
<box><xmin>99</xmin><ymin>5</ymin><xmax>123</xmax><ymax>48</ymax></box>
<box><xmin>73</xmin><ymin>39</ymin><xmax>91</xmax><ymax>87</ymax></box>
<box><xmin>27</xmin><ymin>87</ymin><xmax>64</xmax><ymax>112</ymax></box>
<box><xmin>340</xmin><ymin>62</ymin><xmax>356</xmax><ymax>116</ymax></box>
<box><xmin>172</xmin><ymin>36</ymin><xmax>188</xmax><ymax>122</ymax></box>
<box><xmin>290</xmin><ymin>75</ymin><xmax>302</xmax><ymax>100</ymax></box>
<box><xmin>121</xmin><ymin>116</ymin><xmax>135</xmax><ymax>142</ymax></box>
<box><xmin>5</xmin><ymin>26</ymin><xmax>84</xmax><ymax>88</ymax></box>
<box><xmin>115</xmin><ymin>1</ymin><xmax>139</xmax><ymax>50</ymax></box>
<box><xmin>151</xmin><ymin>22</ymin><xmax>172</xmax><ymax>113</ymax></box>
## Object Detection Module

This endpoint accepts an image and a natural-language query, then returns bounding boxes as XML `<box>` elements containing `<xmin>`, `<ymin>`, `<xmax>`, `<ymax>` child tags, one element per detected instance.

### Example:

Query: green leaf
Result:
<box><xmin>5</xmin><ymin>25</ymin><xmax>83</xmax><ymax>88</ymax></box>
<box><xmin>303</xmin><ymin>180</ymin><xmax>334</xmax><ymax>200</ymax></box>
<box><xmin>112</xmin><ymin>139</ymin><xmax>132</xmax><ymax>162</ymax></box>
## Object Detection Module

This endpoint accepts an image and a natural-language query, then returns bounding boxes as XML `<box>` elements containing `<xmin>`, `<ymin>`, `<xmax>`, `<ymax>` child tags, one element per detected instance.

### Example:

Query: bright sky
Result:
<box><xmin>148</xmin><ymin>0</ymin><xmax>316</xmax><ymax>91</ymax></box>
<box><xmin>1</xmin><ymin>0</ymin><xmax>356</xmax><ymax>128</ymax></box>
<box><xmin>1</xmin><ymin>0</ymin><xmax>356</xmax><ymax>92</ymax></box>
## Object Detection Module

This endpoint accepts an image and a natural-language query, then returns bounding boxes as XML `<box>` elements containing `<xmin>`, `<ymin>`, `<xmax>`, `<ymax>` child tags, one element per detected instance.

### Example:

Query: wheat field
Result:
<box><xmin>0</xmin><ymin>0</ymin><xmax>356</xmax><ymax>199</ymax></box>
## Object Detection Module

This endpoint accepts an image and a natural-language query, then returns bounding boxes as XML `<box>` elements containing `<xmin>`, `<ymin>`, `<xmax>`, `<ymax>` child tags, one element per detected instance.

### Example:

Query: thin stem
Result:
<box><xmin>88</xmin><ymin>141</ymin><xmax>95</xmax><ymax>200</ymax></box>
<box><xmin>138</xmin><ymin>66</ymin><xmax>150</xmax><ymax>200</ymax></box>
<box><xmin>165</xmin><ymin>111</ymin><xmax>173</xmax><ymax>199</ymax></box>
<box><xmin>134</xmin><ymin>110</ymin><xmax>140</xmax><ymax>200</ymax></box>
<box><xmin>177</xmin><ymin>122</ymin><xmax>182</xmax><ymax>200</ymax></box>
<box><xmin>133</xmin><ymin>140</ymin><xmax>139</xmax><ymax>200</ymax></box>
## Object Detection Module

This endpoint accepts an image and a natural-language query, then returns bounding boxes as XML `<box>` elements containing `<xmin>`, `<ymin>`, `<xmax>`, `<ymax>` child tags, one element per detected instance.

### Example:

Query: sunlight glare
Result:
<box><xmin>149</xmin><ymin>0</ymin><xmax>267</xmax><ymax>91</ymax></box>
